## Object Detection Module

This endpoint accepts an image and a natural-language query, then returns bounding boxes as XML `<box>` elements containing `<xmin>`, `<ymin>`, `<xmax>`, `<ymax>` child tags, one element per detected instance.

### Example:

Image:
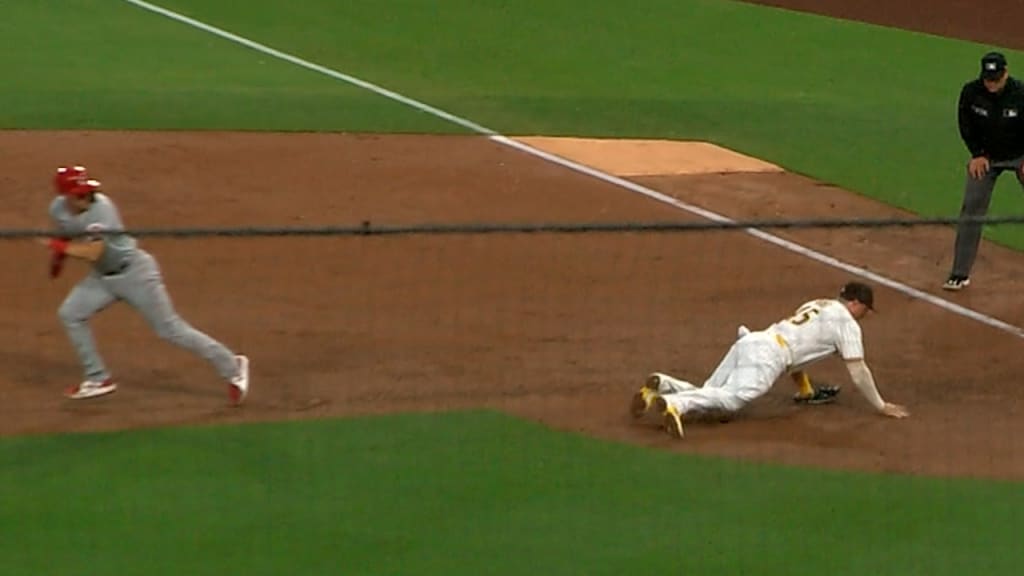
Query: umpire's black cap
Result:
<box><xmin>981</xmin><ymin>51</ymin><xmax>1008</xmax><ymax>81</ymax></box>
<box><xmin>839</xmin><ymin>281</ymin><xmax>874</xmax><ymax>311</ymax></box>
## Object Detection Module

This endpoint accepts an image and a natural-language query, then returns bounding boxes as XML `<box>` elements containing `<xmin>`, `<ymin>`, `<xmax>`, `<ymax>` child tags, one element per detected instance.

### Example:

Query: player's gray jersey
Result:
<box><xmin>49</xmin><ymin>193</ymin><xmax>137</xmax><ymax>275</ymax></box>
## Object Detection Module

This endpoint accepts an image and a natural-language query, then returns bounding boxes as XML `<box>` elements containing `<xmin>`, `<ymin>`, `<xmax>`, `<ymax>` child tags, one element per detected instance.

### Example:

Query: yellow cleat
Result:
<box><xmin>655</xmin><ymin>396</ymin><xmax>685</xmax><ymax>439</ymax></box>
<box><xmin>630</xmin><ymin>385</ymin><xmax>659</xmax><ymax>419</ymax></box>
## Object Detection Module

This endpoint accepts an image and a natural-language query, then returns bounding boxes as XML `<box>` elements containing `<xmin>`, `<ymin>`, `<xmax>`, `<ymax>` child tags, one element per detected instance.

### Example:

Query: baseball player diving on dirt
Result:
<box><xmin>631</xmin><ymin>281</ymin><xmax>908</xmax><ymax>438</ymax></box>
<box><xmin>41</xmin><ymin>165</ymin><xmax>249</xmax><ymax>404</ymax></box>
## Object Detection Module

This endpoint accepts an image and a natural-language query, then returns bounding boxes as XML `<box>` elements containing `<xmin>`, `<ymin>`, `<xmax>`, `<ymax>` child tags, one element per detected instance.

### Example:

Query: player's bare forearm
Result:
<box><xmin>42</xmin><ymin>237</ymin><xmax>104</xmax><ymax>262</ymax></box>
<box><xmin>65</xmin><ymin>240</ymin><xmax>105</xmax><ymax>262</ymax></box>
<box><xmin>845</xmin><ymin>359</ymin><xmax>909</xmax><ymax>418</ymax></box>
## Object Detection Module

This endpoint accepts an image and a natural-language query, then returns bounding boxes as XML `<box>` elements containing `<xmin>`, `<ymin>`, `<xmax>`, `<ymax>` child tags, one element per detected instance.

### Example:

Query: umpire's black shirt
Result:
<box><xmin>958</xmin><ymin>77</ymin><xmax>1024</xmax><ymax>161</ymax></box>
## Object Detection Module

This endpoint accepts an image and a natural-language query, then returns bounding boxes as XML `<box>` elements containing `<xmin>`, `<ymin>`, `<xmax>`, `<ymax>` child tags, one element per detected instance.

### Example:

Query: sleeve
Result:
<box><xmin>835</xmin><ymin>315</ymin><xmax>864</xmax><ymax>361</ymax></box>
<box><xmin>958</xmin><ymin>84</ymin><xmax>985</xmax><ymax>158</ymax></box>
<box><xmin>86</xmin><ymin>197</ymin><xmax>124</xmax><ymax>241</ymax></box>
<box><xmin>845</xmin><ymin>360</ymin><xmax>885</xmax><ymax>411</ymax></box>
<box><xmin>48</xmin><ymin>197</ymin><xmax>73</xmax><ymax>235</ymax></box>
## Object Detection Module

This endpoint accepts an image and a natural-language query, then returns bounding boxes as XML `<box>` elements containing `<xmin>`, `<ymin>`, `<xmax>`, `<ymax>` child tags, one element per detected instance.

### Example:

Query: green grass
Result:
<box><xmin>1</xmin><ymin>411</ymin><xmax>1020</xmax><ymax>575</ymax></box>
<box><xmin>0</xmin><ymin>0</ymin><xmax>455</xmax><ymax>133</ymax></box>
<box><xmin>2</xmin><ymin>2</ymin><xmax>1024</xmax><ymax>572</ymax></box>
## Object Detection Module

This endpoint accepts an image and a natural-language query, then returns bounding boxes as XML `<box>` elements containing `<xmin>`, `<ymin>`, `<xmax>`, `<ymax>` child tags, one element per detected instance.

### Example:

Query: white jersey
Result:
<box><xmin>767</xmin><ymin>298</ymin><xmax>864</xmax><ymax>369</ymax></box>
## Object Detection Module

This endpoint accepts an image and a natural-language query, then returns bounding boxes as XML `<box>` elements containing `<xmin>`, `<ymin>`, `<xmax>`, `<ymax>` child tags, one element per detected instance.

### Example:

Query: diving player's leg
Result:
<box><xmin>58</xmin><ymin>275</ymin><xmax>118</xmax><ymax>397</ymax></box>
<box><xmin>791</xmin><ymin>370</ymin><xmax>814</xmax><ymax>397</ymax></box>
<box><xmin>631</xmin><ymin>371</ymin><xmax>698</xmax><ymax>418</ymax></box>
<box><xmin>659</xmin><ymin>340</ymin><xmax>784</xmax><ymax>437</ymax></box>
<box><xmin>648</xmin><ymin>372</ymin><xmax>698</xmax><ymax>394</ymax></box>
<box><xmin>701</xmin><ymin>341</ymin><xmax>742</xmax><ymax>389</ymax></box>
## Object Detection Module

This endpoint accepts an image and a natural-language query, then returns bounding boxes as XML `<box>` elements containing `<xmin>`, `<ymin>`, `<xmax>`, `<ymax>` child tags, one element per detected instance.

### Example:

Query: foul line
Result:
<box><xmin>122</xmin><ymin>0</ymin><xmax>1024</xmax><ymax>339</ymax></box>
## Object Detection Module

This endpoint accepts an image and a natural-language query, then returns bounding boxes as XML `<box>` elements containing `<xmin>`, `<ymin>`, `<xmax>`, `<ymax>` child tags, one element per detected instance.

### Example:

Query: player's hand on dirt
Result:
<box><xmin>879</xmin><ymin>402</ymin><xmax>909</xmax><ymax>419</ymax></box>
<box><xmin>968</xmin><ymin>156</ymin><xmax>990</xmax><ymax>179</ymax></box>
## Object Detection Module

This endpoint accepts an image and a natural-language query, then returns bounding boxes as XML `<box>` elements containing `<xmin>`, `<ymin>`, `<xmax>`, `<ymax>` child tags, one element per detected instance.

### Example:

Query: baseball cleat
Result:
<box><xmin>228</xmin><ymin>355</ymin><xmax>249</xmax><ymax>406</ymax></box>
<box><xmin>630</xmin><ymin>375</ymin><xmax>661</xmax><ymax>419</ymax></box>
<box><xmin>655</xmin><ymin>396</ymin><xmax>685</xmax><ymax>439</ymax></box>
<box><xmin>65</xmin><ymin>378</ymin><xmax>117</xmax><ymax>399</ymax></box>
<box><xmin>794</xmin><ymin>385</ymin><xmax>841</xmax><ymax>405</ymax></box>
<box><xmin>942</xmin><ymin>275</ymin><xmax>970</xmax><ymax>291</ymax></box>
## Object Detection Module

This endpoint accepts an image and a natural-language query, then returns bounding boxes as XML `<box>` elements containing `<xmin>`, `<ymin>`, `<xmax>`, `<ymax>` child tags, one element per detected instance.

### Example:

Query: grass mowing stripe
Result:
<box><xmin>0</xmin><ymin>0</ymin><xmax>455</xmax><ymax>132</ymax></box>
<box><xmin>122</xmin><ymin>0</ymin><xmax>492</xmax><ymax>135</ymax></box>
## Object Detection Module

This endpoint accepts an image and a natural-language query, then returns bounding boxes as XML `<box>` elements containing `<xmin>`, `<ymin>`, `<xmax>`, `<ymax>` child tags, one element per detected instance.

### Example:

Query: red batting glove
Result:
<box><xmin>48</xmin><ymin>237</ymin><xmax>69</xmax><ymax>256</ymax></box>
<box><xmin>47</xmin><ymin>237</ymin><xmax>69</xmax><ymax>279</ymax></box>
<box><xmin>49</xmin><ymin>252</ymin><xmax>66</xmax><ymax>279</ymax></box>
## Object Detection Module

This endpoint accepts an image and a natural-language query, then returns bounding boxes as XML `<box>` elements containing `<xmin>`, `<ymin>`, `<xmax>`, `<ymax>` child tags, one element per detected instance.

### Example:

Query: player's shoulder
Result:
<box><xmin>1008</xmin><ymin>77</ymin><xmax>1024</xmax><ymax>96</ymax></box>
<box><xmin>802</xmin><ymin>297</ymin><xmax>836</xmax><ymax>310</ymax></box>
<box><xmin>818</xmin><ymin>298</ymin><xmax>855</xmax><ymax>319</ymax></box>
<box><xmin>89</xmin><ymin>193</ymin><xmax>122</xmax><ymax>214</ymax></box>
<box><xmin>48</xmin><ymin>195</ymin><xmax>66</xmax><ymax>211</ymax></box>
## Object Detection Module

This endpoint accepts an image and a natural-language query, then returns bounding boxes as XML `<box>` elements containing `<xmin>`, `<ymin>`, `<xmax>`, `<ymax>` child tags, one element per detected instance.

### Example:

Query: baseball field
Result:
<box><xmin>2</xmin><ymin>0</ymin><xmax>1024</xmax><ymax>574</ymax></box>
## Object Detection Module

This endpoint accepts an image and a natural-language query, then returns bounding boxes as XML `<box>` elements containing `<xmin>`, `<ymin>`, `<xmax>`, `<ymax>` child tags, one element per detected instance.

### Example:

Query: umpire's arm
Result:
<box><xmin>958</xmin><ymin>86</ymin><xmax>985</xmax><ymax>158</ymax></box>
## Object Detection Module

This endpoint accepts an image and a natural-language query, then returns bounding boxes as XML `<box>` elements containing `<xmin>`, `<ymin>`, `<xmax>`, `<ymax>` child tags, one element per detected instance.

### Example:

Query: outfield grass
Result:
<box><xmin>0</xmin><ymin>0</ymin><xmax>456</xmax><ymax>133</ymax></box>
<box><xmin>1</xmin><ymin>1</ymin><xmax>1022</xmax><ymax>573</ymax></box>
<box><xmin>1</xmin><ymin>412</ymin><xmax>1021</xmax><ymax>575</ymax></box>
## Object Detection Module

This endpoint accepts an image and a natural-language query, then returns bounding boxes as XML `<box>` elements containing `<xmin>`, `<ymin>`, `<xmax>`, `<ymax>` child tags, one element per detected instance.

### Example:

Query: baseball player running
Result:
<box><xmin>631</xmin><ymin>281</ymin><xmax>908</xmax><ymax>438</ymax></box>
<box><xmin>43</xmin><ymin>165</ymin><xmax>249</xmax><ymax>403</ymax></box>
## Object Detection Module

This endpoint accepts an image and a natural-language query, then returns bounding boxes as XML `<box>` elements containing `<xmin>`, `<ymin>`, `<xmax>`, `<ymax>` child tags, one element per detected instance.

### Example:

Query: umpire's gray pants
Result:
<box><xmin>950</xmin><ymin>156</ymin><xmax>1024</xmax><ymax>277</ymax></box>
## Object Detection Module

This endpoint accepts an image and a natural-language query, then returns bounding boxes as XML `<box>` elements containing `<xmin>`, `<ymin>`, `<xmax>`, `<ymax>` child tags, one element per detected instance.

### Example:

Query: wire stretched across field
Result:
<box><xmin>1</xmin><ymin>213</ymin><xmax>1022</xmax><ymax>239</ymax></box>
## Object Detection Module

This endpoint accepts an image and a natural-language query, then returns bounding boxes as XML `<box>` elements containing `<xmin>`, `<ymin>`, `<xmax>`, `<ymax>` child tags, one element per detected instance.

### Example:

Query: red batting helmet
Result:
<box><xmin>54</xmin><ymin>165</ymin><xmax>88</xmax><ymax>194</ymax></box>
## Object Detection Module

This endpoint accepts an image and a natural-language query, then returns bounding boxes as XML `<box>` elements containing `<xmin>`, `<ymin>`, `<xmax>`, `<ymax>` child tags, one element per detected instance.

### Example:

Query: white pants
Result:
<box><xmin>655</xmin><ymin>332</ymin><xmax>789</xmax><ymax>415</ymax></box>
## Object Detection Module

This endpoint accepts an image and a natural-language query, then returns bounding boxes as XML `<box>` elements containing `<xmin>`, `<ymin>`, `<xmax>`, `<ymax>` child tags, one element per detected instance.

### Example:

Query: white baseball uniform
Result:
<box><xmin>656</xmin><ymin>298</ymin><xmax>864</xmax><ymax>415</ymax></box>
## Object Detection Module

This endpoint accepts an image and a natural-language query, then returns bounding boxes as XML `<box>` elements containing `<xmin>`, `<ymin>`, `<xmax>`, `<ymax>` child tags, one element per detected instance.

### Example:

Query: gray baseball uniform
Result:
<box><xmin>49</xmin><ymin>193</ymin><xmax>239</xmax><ymax>383</ymax></box>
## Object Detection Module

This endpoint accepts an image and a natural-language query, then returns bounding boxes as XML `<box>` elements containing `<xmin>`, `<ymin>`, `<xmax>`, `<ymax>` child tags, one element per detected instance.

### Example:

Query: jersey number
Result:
<box><xmin>788</xmin><ymin>306</ymin><xmax>821</xmax><ymax>326</ymax></box>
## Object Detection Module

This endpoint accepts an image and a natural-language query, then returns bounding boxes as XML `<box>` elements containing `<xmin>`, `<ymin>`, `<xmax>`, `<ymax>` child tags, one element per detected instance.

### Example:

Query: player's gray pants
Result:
<box><xmin>950</xmin><ymin>156</ymin><xmax>1024</xmax><ymax>277</ymax></box>
<box><xmin>58</xmin><ymin>250</ymin><xmax>238</xmax><ymax>383</ymax></box>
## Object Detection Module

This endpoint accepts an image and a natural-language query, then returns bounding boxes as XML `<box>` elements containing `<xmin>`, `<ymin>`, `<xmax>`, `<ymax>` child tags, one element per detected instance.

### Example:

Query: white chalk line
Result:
<box><xmin>123</xmin><ymin>0</ymin><xmax>1024</xmax><ymax>339</ymax></box>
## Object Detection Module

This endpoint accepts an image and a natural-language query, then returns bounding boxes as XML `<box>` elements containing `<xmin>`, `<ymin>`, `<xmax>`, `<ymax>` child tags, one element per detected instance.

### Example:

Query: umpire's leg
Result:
<box><xmin>950</xmin><ymin>165</ymin><xmax>1001</xmax><ymax>278</ymax></box>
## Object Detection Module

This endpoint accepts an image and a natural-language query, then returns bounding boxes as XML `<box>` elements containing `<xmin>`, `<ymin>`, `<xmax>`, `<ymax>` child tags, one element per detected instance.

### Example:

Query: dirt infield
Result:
<box><xmin>2</xmin><ymin>127</ymin><xmax>1023</xmax><ymax>481</ymax></box>
<box><xmin>3</xmin><ymin>1</ymin><xmax>1023</xmax><ymax>480</ymax></box>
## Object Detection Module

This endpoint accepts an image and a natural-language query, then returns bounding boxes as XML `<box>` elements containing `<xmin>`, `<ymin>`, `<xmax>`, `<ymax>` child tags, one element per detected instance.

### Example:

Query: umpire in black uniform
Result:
<box><xmin>945</xmin><ymin>51</ymin><xmax>1024</xmax><ymax>291</ymax></box>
